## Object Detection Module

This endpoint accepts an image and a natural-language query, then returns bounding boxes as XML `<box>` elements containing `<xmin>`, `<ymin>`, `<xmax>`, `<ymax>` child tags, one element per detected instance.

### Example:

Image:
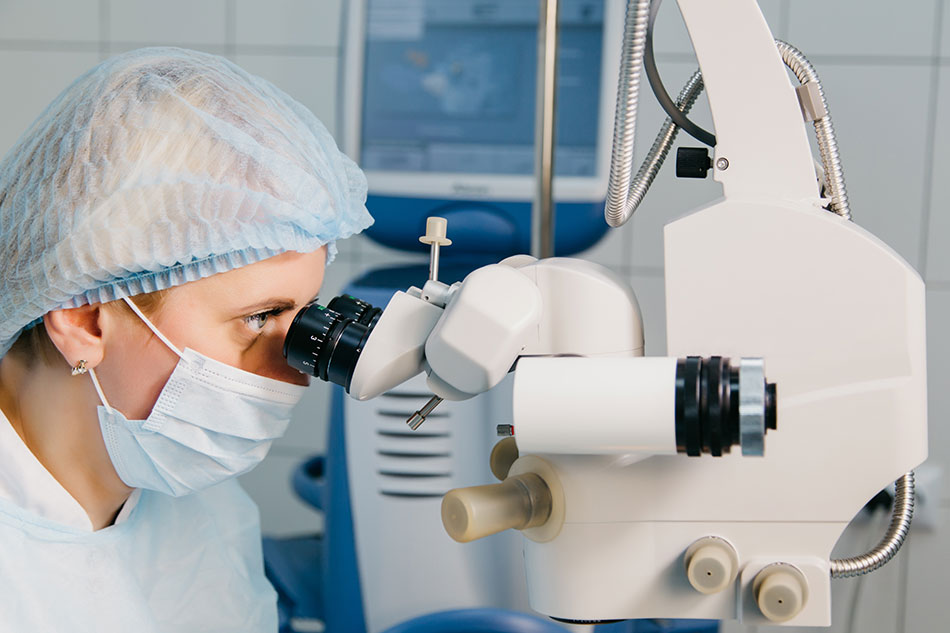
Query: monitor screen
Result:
<box><xmin>360</xmin><ymin>0</ymin><xmax>605</xmax><ymax>178</ymax></box>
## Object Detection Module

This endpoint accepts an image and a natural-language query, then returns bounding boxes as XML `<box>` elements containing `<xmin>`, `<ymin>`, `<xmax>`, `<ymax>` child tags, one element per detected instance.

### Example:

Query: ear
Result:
<box><xmin>43</xmin><ymin>305</ymin><xmax>106</xmax><ymax>369</ymax></box>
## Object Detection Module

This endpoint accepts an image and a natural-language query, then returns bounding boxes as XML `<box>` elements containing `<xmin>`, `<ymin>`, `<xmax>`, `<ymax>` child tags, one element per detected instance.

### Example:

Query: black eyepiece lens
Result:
<box><xmin>283</xmin><ymin>295</ymin><xmax>380</xmax><ymax>392</ymax></box>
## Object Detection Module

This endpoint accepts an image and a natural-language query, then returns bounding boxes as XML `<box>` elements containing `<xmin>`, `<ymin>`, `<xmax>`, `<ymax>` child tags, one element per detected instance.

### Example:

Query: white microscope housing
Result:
<box><xmin>281</xmin><ymin>0</ymin><xmax>928</xmax><ymax>626</ymax></box>
<box><xmin>312</xmin><ymin>198</ymin><xmax>925</xmax><ymax>627</ymax></box>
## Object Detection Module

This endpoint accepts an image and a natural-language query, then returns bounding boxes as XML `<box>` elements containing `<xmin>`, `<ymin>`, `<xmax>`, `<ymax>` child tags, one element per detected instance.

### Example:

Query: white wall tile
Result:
<box><xmin>233</xmin><ymin>53</ymin><xmax>338</xmax><ymax>135</ymax></box>
<box><xmin>944</xmin><ymin>1</ymin><xmax>950</xmax><ymax>58</ymax></box>
<box><xmin>572</xmin><ymin>221</ymin><xmax>627</xmax><ymax>273</ymax></box>
<box><xmin>327</xmin><ymin>255</ymin><xmax>360</xmax><ymax>295</ymax></box>
<box><xmin>925</xmin><ymin>68</ymin><xmax>950</xmax><ymax>282</ymax></box>
<box><xmin>240</xmin><ymin>453</ymin><xmax>324</xmax><ymax>537</ymax></box>
<box><xmin>0</xmin><ymin>50</ymin><xmax>101</xmax><ymax>156</ymax></box>
<box><xmin>787</xmin><ymin>0</ymin><xmax>937</xmax><ymax>58</ymax></box>
<box><xmin>926</xmin><ymin>288</ymin><xmax>950</xmax><ymax>495</ymax></box>
<box><xmin>235</xmin><ymin>0</ymin><xmax>342</xmax><ymax>48</ymax></box>
<box><xmin>109</xmin><ymin>0</ymin><xmax>228</xmax><ymax>46</ymax></box>
<box><xmin>812</xmin><ymin>64</ymin><xmax>930</xmax><ymax>267</ymax></box>
<box><xmin>904</xmin><ymin>507</ymin><xmax>950</xmax><ymax>632</ymax></box>
<box><xmin>652</xmin><ymin>0</ymin><xmax>785</xmax><ymax>56</ymax></box>
<box><xmin>0</xmin><ymin>0</ymin><xmax>99</xmax><ymax>42</ymax></box>
<box><xmin>105</xmin><ymin>41</ymin><xmax>227</xmax><ymax>58</ymax></box>
<box><xmin>333</xmin><ymin>229</ymin><xmax>362</xmax><ymax>263</ymax></box>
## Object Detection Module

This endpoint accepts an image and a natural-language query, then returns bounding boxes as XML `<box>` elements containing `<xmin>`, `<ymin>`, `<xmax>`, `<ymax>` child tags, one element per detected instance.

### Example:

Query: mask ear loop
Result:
<box><xmin>87</xmin><ymin>297</ymin><xmax>186</xmax><ymax>413</ymax></box>
<box><xmin>88</xmin><ymin>367</ymin><xmax>113</xmax><ymax>412</ymax></box>
<box><xmin>121</xmin><ymin>296</ymin><xmax>185</xmax><ymax>359</ymax></box>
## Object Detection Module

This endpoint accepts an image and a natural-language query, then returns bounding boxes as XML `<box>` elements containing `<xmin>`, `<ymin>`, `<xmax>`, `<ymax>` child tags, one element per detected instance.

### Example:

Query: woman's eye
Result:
<box><xmin>244</xmin><ymin>311</ymin><xmax>273</xmax><ymax>333</ymax></box>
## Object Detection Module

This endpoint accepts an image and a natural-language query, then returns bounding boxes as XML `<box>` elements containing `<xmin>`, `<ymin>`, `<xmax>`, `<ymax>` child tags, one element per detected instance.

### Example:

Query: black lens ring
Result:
<box><xmin>683</xmin><ymin>356</ymin><xmax>703</xmax><ymax>457</ymax></box>
<box><xmin>705</xmin><ymin>356</ymin><xmax>724</xmax><ymax>457</ymax></box>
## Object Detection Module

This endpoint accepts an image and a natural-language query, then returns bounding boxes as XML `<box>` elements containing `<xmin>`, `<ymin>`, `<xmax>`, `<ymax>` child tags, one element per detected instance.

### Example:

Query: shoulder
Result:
<box><xmin>140</xmin><ymin>479</ymin><xmax>262</xmax><ymax>541</ymax></box>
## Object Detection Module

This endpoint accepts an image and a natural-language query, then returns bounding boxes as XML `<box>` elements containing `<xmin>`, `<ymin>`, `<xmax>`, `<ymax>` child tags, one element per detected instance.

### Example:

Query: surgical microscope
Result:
<box><xmin>283</xmin><ymin>0</ymin><xmax>928</xmax><ymax>627</ymax></box>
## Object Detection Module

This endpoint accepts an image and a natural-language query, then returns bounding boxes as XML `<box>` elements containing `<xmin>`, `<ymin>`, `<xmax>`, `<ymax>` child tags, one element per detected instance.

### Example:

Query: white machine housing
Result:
<box><xmin>510</xmin><ymin>0</ymin><xmax>927</xmax><ymax>626</ymax></box>
<box><xmin>337</xmin><ymin>0</ymin><xmax>928</xmax><ymax>627</ymax></box>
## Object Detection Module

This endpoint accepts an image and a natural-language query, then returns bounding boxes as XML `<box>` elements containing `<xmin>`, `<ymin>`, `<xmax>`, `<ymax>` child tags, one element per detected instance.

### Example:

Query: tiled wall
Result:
<box><xmin>0</xmin><ymin>1</ymin><xmax>946</xmax><ymax>630</ymax></box>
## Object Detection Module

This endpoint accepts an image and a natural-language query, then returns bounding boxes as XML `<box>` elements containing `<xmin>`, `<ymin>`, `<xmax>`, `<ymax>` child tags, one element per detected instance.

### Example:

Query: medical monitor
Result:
<box><xmin>341</xmin><ymin>0</ymin><xmax>622</xmax><ymax>256</ymax></box>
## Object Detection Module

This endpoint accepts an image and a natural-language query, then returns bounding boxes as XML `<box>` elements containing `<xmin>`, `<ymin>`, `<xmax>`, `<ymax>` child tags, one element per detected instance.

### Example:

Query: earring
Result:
<box><xmin>71</xmin><ymin>360</ymin><xmax>88</xmax><ymax>376</ymax></box>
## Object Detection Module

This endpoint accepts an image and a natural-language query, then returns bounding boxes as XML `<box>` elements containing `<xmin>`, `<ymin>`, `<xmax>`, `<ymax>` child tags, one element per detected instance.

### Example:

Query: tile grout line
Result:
<box><xmin>777</xmin><ymin>0</ymin><xmax>791</xmax><ymax>42</ymax></box>
<box><xmin>224</xmin><ymin>0</ymin><xmax>237</xmax><ymax>60</ymax></box>
<box><xmin>917</xmin><ymin>0</ymin><xmax>944</xmax><ymax>278</ymax></box>
<box><xmin>0</xmin><ymin>40</ymin><xmax>338</xmax><ymax>57</ymax></box>
<box><xmin>654</xmin><ymin>51</ymin><xmax>939</xmax><ymax>66</ymax></box>
<box><xmin>896</xmin><ymin>532</ymin><xmax>911</xmax><ymax>632</ymax></box>
<box><xmin>98</xmin><ymin>0</ymin><xmax>110</xmax><ymax>59</ymax></box>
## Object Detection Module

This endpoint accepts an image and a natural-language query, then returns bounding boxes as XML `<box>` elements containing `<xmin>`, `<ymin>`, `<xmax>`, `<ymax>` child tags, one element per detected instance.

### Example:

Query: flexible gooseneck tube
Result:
<box><xmin>625</xmin><ymin>69</ymin><xmax>704</xmax><ymax>216</ymax></box>
<box><xmin>830</xmin><ymin>472</ymin><xmax>915</xmax><ymax>578</ymax></box>
<box><xmin>604</xmin><ymin>0</ymin><xmax>653</xmax><ymax>228</ymax></box>
<box><xmin>605</xmin><ymin>4</ymin><xmax>852</xmax><ymax>226</ymax></box>
<box><xmin>775</xmin><ymin>39</ymin><xmax>851</xmax><ymax>220</ymax></box>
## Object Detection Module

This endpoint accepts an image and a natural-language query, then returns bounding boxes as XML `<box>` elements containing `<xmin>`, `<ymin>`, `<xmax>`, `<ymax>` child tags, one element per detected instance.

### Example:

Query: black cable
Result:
<box><xmin>643</xmin><ymin>0</ymin><xmax>716</xmax><ymax>147</ymax></box>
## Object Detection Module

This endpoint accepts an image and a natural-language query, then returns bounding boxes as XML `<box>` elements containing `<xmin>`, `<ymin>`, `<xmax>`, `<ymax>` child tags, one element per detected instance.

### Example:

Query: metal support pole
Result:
<box><xmin>531</xmin><ymin>0</ymin><xmax>559</xmax><ymax>259</ymax></box>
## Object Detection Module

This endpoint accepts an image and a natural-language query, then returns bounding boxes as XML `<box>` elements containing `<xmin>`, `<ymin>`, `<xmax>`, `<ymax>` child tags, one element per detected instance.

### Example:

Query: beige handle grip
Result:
<box><xmin>441</xmin><ymin>473</ymin><xmax>552</xmax><ymax>543</ymax></box>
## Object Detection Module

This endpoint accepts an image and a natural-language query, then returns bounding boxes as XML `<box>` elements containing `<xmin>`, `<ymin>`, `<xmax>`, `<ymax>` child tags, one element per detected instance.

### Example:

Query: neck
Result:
<box><xmin>0</xmin><ymin>353</ymin><xmax>133</xmax><ymax>530</ymax></box>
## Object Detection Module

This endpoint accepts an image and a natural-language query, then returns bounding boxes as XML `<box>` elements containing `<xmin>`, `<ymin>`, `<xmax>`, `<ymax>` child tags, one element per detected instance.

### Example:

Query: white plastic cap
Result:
<box><xmin>753</xmin><ymin>564</ymin><xmax>808</xmax><ymax>622</ymax></box>
<box><xmin>686</xmin><ymin>541</ymin><xmax>737</xmax><ymax>594</ymax></box>
<box><xmin>419</xmin><ymin>216</ymin><xmax>452</xmax><ymax>246</ymax></box>
<box><xmin>685</xmin><ymin>540</ymin><xmax>738</xmax><ymax>594</ymax></box>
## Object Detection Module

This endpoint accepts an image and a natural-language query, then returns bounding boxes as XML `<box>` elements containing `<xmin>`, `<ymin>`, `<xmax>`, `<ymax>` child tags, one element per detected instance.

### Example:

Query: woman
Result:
<box><xmin>0</xmin><ymin>48</ymin><xmax>372</xmax><ymax>631</ymax></box>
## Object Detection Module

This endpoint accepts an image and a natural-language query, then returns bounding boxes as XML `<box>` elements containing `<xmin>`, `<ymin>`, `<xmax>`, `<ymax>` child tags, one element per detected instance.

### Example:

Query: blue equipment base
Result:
<box><xmin>365</xmin><ymin>195</ymin><xmax>608</xmax><ymax>257</ymax></box>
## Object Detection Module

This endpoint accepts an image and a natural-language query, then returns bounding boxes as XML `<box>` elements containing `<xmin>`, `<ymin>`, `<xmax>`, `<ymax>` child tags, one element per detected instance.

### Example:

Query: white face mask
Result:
<box><xmin>90</xmin><ymin>297</ymin><xmax>307</xmax><ymax>497</ymax></box>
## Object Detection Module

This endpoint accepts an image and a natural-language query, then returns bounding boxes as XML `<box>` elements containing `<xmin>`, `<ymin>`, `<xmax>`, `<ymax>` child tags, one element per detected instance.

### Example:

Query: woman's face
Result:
<box><xmin>97</xmin><ymin>248</ymin><xmax>326</xmax><ymax>420</ymax></box>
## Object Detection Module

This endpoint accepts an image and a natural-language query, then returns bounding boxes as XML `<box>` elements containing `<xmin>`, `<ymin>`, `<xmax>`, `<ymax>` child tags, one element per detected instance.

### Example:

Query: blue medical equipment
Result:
<box><xmin>339</xmin><ymin>0</ymin><xmax>622</xmax><ymax>257</ymax></box>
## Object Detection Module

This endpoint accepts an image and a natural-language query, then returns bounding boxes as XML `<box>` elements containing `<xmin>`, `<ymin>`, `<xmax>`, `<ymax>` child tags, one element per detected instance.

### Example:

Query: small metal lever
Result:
<box><xmin>407</xmin><ymin>395</ymin><xmax>444</xmax><ymax>430</ymax></box>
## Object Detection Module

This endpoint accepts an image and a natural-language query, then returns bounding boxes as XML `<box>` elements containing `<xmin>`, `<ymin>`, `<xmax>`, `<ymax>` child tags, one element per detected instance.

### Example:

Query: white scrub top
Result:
<box><xmin>0</xmin><ymin>408</ymin><xmax>278</xmax><ymax>632</ymax></box>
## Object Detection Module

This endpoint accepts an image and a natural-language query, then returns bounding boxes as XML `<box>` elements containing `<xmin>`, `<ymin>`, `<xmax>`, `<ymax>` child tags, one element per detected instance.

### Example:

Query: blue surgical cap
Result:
<box><xmin>0</xmin><ymin>47</ymin><xmax>373</xmax><ymax>357</ymax></box>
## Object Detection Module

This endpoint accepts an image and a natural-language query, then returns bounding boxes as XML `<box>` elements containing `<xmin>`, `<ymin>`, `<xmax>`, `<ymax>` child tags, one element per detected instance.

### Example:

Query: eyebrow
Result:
<box><xmin>236</xmin><ymin>292</ymin><xmax>320</xmax><ymax>315</ymax></box>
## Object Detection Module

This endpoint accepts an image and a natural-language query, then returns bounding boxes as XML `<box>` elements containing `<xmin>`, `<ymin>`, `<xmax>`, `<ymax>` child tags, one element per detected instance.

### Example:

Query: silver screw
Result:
<box><xmin>716</xmin><ymin>157</ymin><xmax>730</xmax><ymax>171</ymax></box>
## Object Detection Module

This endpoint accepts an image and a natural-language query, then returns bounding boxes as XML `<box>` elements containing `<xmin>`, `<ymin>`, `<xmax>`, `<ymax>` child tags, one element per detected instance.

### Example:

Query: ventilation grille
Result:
<box><xmin>374</xmin><ymin>390</ymin><xmax>454</xmax><ymax>498</ymax></box>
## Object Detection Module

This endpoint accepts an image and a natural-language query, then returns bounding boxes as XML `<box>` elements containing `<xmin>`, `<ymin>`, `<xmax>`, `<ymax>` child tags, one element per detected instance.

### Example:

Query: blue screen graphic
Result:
<box><xmin>361</xmin><ymin>0</ymin><xmax>605</xmax><ymax>177</ymax></box>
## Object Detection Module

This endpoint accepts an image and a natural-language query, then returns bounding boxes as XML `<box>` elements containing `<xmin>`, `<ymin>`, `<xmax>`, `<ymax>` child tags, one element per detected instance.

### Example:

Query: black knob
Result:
<box><xmin>676</xmin><ymin>147</ymin><xmax>712</xmax><ymax>179</ymax></box>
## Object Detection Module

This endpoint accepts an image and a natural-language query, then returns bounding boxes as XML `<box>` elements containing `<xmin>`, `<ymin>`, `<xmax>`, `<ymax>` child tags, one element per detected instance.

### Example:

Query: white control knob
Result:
<box><xmin>753</xmin><ymin>564</ymin><xmax>808</xmax><ymax>622</ymax></box>
<box><xmin>419</xmin><ymin>216</ymin><xmax>451</xmax><ymax>282</ymax></box>
<box><xmin>684</xmin><ymin>537</ymin><xmax>738</xmax><ymax>594</ymax></box>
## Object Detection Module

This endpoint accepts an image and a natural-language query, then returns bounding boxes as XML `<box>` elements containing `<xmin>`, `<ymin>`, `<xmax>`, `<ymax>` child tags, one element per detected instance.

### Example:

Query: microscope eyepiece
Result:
<box><xmin>283</xmin><ymin>295</ymin><xmax>381</xmax><ymax>392</ymax></box>
<box><xmin>326</xmin><ymin>294</ymin><xmax>382</xmax><ymax>327</ymax></box>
